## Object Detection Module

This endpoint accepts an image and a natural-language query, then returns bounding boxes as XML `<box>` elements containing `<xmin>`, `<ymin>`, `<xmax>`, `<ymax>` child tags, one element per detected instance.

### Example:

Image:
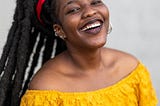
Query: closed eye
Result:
<box><xmin>66</xmin><ymin>7</ymin><xmax>81</xmax><ymax>14</ymax></box>
<box><xmin>91</xmin><ymin>0</ymin><xmax>103</xmax><ymax>6</ymax></box>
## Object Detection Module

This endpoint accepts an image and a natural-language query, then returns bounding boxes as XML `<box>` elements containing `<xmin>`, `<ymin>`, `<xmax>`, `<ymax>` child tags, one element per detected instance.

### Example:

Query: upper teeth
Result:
<box><xmin>82</xmin><ymin>23</ymin><xmax>101</xmax><ymax>31</ymax></box>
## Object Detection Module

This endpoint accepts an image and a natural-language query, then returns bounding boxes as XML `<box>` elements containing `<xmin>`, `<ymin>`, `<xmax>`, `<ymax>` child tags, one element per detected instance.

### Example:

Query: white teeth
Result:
<box><xmin>82</xmin><ymin>23</ymin><xmax>101</xmax><ymax>31</ymax></box>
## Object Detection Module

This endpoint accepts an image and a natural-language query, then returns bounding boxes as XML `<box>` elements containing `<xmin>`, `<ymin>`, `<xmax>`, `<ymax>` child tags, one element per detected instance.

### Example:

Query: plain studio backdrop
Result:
<box><xmin>0</xmin><ymin>0</ymin><xmax>159</xmax><ymax>105</ymax></box>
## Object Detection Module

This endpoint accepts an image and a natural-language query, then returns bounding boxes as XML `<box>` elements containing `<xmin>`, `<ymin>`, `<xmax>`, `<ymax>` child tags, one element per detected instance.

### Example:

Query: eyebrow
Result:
<box><xmin>63</xmin><ymin>0</ymin><xmax>79</xmax><ymax>9</ymax></box>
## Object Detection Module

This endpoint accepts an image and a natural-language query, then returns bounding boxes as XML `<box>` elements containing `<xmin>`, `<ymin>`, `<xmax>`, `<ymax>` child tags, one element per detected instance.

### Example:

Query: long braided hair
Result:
<box><xmin>0</xmin><ymin>0</ymin><xmax>66</xmax><ymax>106</ymax></box>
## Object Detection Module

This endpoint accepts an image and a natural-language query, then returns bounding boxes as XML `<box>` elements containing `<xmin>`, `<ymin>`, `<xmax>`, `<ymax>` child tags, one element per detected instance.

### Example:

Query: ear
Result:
<box><xmin>53</xmin><ymin>24</ymin><xmax>65</xmax><ymax>36</ymax></box>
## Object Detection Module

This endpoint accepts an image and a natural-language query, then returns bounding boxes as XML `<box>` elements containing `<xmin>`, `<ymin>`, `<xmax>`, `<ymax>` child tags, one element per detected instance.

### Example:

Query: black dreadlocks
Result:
<box><xmin>0</xmin><ymin>0</ymin><xmax>66</xmax><ymax>106</ymax></box>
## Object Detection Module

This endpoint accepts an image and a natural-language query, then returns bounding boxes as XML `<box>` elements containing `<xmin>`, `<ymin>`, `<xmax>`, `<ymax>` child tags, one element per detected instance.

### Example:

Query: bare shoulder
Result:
<box><xmin>103</xmin><ymin>48</ymin><xmax>139</xmax><ymax>74</ymax></box>
<box><xmin>28</xmin><ymin>60</ymin><xmax>60</xmax><ymax>90</ymax></box>
<box><xmin>29</xmin><ymin>52</ymin><xmax>67</xmax><ymax>90</ymax></box>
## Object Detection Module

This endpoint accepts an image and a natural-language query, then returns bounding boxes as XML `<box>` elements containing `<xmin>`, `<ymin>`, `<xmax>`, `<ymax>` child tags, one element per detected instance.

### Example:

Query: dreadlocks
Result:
<box><xmin>0</xmin><ymin>0</ymin><xmax>66</xmax><ymax>106</ymax></box>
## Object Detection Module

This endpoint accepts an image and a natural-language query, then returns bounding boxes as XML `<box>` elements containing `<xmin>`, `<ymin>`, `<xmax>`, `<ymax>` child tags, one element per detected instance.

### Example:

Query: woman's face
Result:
<box><xmin>54</xmin><ymin>0</ymin><xmax>109</xmax><ymax>50</ymax></box>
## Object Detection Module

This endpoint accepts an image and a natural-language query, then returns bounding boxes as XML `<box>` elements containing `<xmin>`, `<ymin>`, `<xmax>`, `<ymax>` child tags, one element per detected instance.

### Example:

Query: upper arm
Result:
<box><xmin>138</xmin><ymin>67</ymin><xmax>158</xmax><ymax>106</ymax></box>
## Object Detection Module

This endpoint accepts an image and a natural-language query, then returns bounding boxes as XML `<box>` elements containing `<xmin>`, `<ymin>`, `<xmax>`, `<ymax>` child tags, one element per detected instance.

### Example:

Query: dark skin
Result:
<box><xmin>29</xmin><ymin>0</ymin><xmax>138</xmax><ymax>92</ymax></box>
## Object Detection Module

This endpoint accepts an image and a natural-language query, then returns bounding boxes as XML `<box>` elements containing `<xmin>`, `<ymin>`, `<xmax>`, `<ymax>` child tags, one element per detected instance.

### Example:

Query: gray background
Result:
<box><xmin>0</xmin><ymin>0</ymin><xmax>159</xmax><ymax>105</ymax></box>
<box><xmin>106</xmin><ymin>0</ymin><xmax>160</xmax><ymax>105</ymax></box>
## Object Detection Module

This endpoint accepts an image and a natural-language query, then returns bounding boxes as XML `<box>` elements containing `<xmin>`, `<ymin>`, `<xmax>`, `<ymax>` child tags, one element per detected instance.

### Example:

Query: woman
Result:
<box><xmin>0</xmin><ymin>0</ymin><xmax>158</xmax><ymax>106</ymax></box>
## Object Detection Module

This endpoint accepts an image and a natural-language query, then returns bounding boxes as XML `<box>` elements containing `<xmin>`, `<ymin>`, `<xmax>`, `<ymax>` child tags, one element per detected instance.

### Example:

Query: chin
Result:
<box><xmin>89</xmin><ymin>40</ymin><xmax>106</xmax><ymax>49</ymax></box>
<box><xmin>97</xmin><ymin>42</ymin><xmax>106</xmax><ymax>48</ymax></box>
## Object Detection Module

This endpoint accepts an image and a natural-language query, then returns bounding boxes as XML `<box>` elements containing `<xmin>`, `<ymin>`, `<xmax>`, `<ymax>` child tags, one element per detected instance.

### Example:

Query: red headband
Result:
<box><xmin>36</xmin><ymin>0</ymin><xmax>45</xmax><ymax>24</ymax></box>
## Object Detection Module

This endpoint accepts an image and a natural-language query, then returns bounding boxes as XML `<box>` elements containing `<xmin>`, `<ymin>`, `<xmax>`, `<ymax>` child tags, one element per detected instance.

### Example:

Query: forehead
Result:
<box><xmin>58</xmin><ymin>0</ymin><xmax>95</xmax><ymax>9</ymax></box>
<box><xmin>59</xmin><ymin>0</ymin><xmax>79</xmax><ymax>3</ymax></box>
<box><xmin>58</xmin><ymin>0</ymin><xmax>104</xmax><ymax>7</ymax></box>
<box><xmin>58</xmin><ymin>0</ymin><xmax>79</xmax><ymax>5</ymax></box>
<box><xmin>57</xmin><ymin>0</ymin><xmax>81</xmax><ymax>11</ymax></box>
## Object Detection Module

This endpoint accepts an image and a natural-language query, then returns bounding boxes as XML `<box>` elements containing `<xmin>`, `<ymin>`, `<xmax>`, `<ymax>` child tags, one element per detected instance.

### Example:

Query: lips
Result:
<box><xmin>80</xmin><ymin>19</ymin><xmax>103</xmax><ymax>35</ymax></box>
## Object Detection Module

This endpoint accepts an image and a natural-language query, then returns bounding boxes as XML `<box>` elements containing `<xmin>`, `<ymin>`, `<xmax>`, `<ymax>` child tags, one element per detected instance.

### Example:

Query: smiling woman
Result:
<box><xmin>53</xmin><ymin>0</ymin><xmax>109</xmax><ymax>50</ymax></box>
<box><xmin>0</xmin><ymin>0</ymin><xmax>158</xmax><ymax>106</ymax></box>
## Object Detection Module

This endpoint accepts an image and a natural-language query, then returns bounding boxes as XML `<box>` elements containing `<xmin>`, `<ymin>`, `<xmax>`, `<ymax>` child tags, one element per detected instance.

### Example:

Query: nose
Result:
<box><xmin>82</xmin><ymin>5</ymin><xmax>97</xmax><ymax>19</ymax></box>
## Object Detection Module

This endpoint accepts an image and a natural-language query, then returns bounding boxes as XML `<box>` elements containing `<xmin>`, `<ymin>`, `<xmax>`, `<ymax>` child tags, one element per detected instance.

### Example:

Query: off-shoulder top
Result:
<box><xmin>20</xmin><ymin>63</ymin><xmax>158</xmax><ymax>106</ymax></box>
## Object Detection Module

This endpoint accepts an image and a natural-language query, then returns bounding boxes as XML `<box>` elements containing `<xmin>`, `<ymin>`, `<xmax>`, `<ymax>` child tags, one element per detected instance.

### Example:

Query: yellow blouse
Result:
<box><xmin>20</xmin><ymin>63</ymin><xmax>158</xmax><ymax>106</ymax></box>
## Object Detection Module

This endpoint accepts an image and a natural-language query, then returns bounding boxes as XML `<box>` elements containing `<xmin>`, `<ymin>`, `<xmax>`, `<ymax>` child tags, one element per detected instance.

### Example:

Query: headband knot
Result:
<box><xmin>36</xmin><ymin>0</ymin><xmax>45</xmax><ymax>24</ymax></box>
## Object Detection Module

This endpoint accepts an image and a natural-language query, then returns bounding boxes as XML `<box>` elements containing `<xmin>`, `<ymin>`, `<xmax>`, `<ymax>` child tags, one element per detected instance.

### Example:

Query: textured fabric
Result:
<box><xmin>20</xmin><ymin>63</ymin><xmax>158</xmax><ymax>106</ymax></box>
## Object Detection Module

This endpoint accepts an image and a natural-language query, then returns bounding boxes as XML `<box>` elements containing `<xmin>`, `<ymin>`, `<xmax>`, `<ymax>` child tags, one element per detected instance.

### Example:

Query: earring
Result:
<box><xmin>55</xmin><ymin>32</ymin><xmax>58</xmax><ymax>37</ymax></box>
<box><xmin>107</xmin><ymin>23</ymin><xmax>112</xmax><ymax>34</ymax></box>
<box><xmin>54</xmin><ymin>29</ymin><xmax>67</xmax><ymax>40</ymax></box>
<box><xmin>60</xmin><ymin>35</ymin><xmax>67</xmax><ymax>40</ymax></box>
<box><xmin>57</xmin><ymin>35</ymin><xmax>66</xmax><ymax>40</ymax></box>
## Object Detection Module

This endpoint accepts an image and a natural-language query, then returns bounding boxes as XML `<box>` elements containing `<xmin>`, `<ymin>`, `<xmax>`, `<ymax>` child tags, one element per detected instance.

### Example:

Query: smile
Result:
<box><xmin>80</xmin><ymin>19</ymin><xmax>103</xmax><ymax>35</ymax></box>
<box><xmin>81</xmin><ymin>22</ymin><xmax>101</xmax><ymax>31</ymax></box>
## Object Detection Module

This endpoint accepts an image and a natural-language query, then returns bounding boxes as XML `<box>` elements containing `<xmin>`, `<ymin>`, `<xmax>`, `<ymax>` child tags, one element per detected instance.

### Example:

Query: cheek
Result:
<box><xmin>101</xmin><ymin>7</ymin><xmax>110</xmax><ymax>29</ymax></box>
<box><xmin>61</xmin><ymin>15</ymin><xmax>80</xmax><ymax>35</ymax></box>
<box><xmin>101</xmin><ymin>6</ymin><xmax>110</xmax><ymax>20</ymax></box>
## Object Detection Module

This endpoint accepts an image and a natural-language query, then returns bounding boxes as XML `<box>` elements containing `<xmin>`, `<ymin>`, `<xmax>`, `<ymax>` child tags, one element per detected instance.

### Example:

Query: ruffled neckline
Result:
<box><xmin>26</xmin><ymin>62</ymin><xmax>143</xmax><ymax>95</ymax></box>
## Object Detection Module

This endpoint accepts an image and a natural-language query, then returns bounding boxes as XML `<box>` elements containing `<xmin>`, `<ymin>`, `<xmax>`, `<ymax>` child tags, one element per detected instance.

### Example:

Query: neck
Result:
<box><xmin>66</xmin><ymin>47</ymin><xmax>104</xmax><ymax>71</ymax></box>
